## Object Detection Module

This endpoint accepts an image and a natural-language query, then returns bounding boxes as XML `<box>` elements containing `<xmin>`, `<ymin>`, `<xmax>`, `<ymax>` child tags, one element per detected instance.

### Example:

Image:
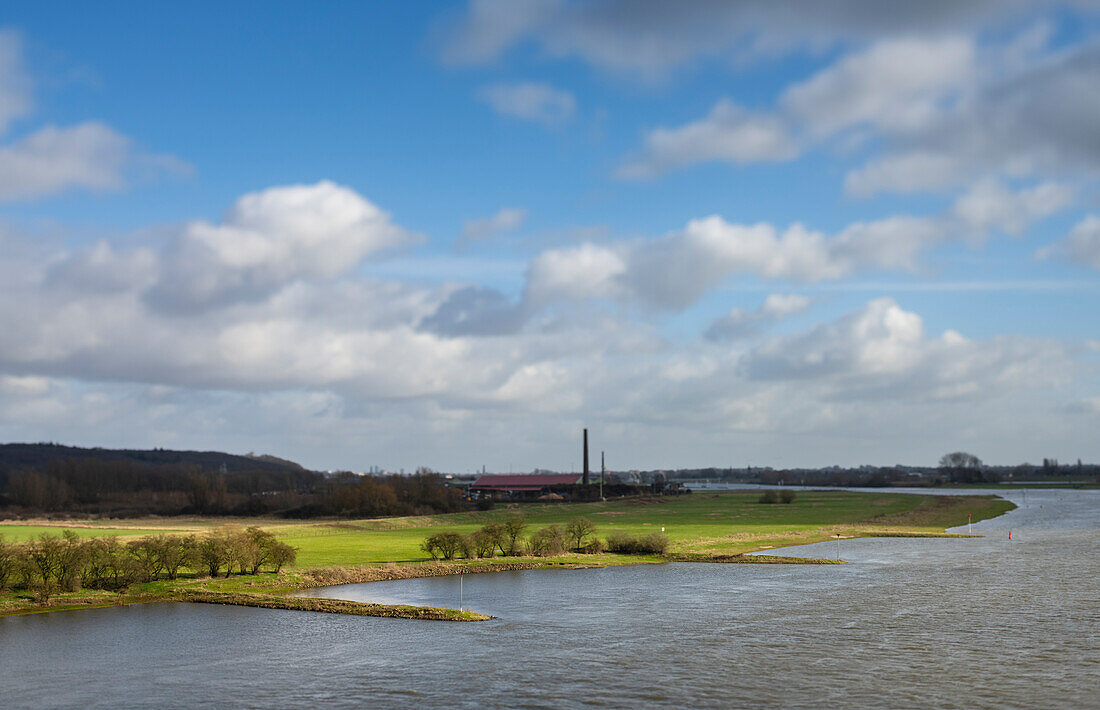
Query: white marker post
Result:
<box><xmin>835</xmin><ymin>534</ymin><xmax>841</xmax><ymax>561</ymax></box>
<box><xmin>968</xmin><ymin>513</ymin><xmax>972</xmax><ymax>535</ymax></box>
<box><xmin>459</xmin><ymin>572</ymin><xmax>463</xmax><ymax>610</ymax></box>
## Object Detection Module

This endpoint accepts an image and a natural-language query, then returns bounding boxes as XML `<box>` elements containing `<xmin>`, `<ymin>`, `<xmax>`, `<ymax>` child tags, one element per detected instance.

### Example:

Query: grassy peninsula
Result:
<box><xmin>0</xmin><ymin>490</ymin><xmax>1014</xmax><ymax>619</ymax></box>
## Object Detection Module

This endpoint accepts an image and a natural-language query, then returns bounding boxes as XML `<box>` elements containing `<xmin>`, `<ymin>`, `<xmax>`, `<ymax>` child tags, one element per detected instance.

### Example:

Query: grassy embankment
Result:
<box><xmin>0</xmin><ymin>490</ymin><xmax>1013</xmax><ymax>619</ymax></box>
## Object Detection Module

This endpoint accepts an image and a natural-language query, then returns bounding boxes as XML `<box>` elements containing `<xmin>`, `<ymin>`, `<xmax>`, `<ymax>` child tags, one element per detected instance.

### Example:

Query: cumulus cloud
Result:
<box><xmin>525</xmin><ymin>213</ymin><xmax>954</xmax><ymax>309</ymax></box>
<box><xmin>846</xmin><ymin>42</ymin><xmax>1100</xmax><ymax>196</ymax></box>
<box><xmin>781</xmin><ymin>36</ymin><xmax>975</xmax><ymax>136</ymax></box>
<box><xmin>480</xmin><ymin>82</ymin><xmax>576</xmax><ymax>124</ymax></box>
<box><xmin>524</xmin><ymin>241</ymin><xmax>627</xmax><ymax>304</ymax></box>
<box><xmin>952</xmin><ymin>180</ymin><xmax>1074</xmax><ymax>236</ymax></box>
<box><xmin>1036</xmin><ymin>215</ymin><xmax>1100</xmax><ymax>270</ymax></box>
<box><xmin>705</xmin><ymin>293</ymin><xmax>810</xmax><ymax>341</ymax></box>
<box><xmin>147</xmin><ymin>181</ymin><xmax>416</xmax><ymax>311</ymax></box>
<box><xmin>0</xmin><ymin>122</ymin><xmax>187</xmax><ymax>202</ymax></box>
<box><xmin>459</xmin><ymin>206</ymin><xmax>527</xmax><ymax>245</ymax></box>
<box><xmin>443</xmin><ymin>0</ymin><xmax>1055</xmax><ymax>79</ymax></box>
<box><xmin>740</xmin><ymin>298</ymin><xmax>1069</xmax><ymax>401</ymax></box>
<box><xmin>617</xmin><ymin>99</ymin><xmax>796</xmax><ymax>179</ymax></box>
<box><xmin>45</xmin><ymin>241</ymin><xmax>159</xmax><ymax>294</ymax></box>
<box><xmin>0</xmin><ymin>212</ymin><xmax>1084</xmax><ymax>468</ymax></box>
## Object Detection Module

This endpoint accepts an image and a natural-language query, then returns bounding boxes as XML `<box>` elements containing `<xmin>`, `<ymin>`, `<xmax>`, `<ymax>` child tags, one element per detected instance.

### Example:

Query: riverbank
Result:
<box><xmin>0</xmin><ymin>552</ymin><xmax>836</xmax><ymax>619</ymax></box>
<box><xmin>0</xmin><ymin>490</ymin><xmax>1014</xmax><ymax>619</ymax></box>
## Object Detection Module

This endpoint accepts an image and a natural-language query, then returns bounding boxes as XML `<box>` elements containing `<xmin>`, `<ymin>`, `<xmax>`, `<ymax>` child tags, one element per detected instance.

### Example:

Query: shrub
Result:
<box><xmin>637</xmin><ymin>533</ymin><xmax>669</xmax><ymax>554</ymax></box>
<box><xmin>197</xmin><ymin>534</ymin><xmax>231</xmax><ymax>578</ymax></box>
<box><xmin>779</xmin><ymin>489</ymin><xmax>796</xmax><ymax>504</ymax></box>
<box><xmin>421</xmin><ymin>531</ymin><xmax>467</xmax><ymax>560</ymax></box>
<box><xmin>605</xmin><ymin>531</ymin><xmax>669</xmax><ymax>555</ymax></box>
<box><xmin>605</xmin><ymin>531</ymin><xmax>635</xmax><ymax>553</ymax></box>
<box><xmin>268</xmin><ymin>540</ymin><xmax>296</xmax><ymax>572</ymax></box>
<box><xmin>470</xmin><ymin>528</ymin><xmax>496</xmax><ymax>558</ymax></box>
<box><xmin>565</xmin><ymin>517</ymin><xmax>597</xmax><ymax>552</ymax></box>
<box><xmin>758</xmin><ymin>489</ymin><xmax>779</xmax><ymax>504</ymax></box>
<box><xmin>580</xmin><ymin>538</ymin><xmax>605</xmax><ymax>554</ymax></box>
<box><xmin>502</xmin><ymin>516</ymin><xmax>528</xmax><ymax>556</ymax></box>
<box><xmin>527</xmin><ymin>525</ymin><xmax>566</xmax><ymax>557</ymax></box>
<box><xmin>82</xmin><ymin>537</ymin><xmax>137</xmax><ymax>591</ymax></box>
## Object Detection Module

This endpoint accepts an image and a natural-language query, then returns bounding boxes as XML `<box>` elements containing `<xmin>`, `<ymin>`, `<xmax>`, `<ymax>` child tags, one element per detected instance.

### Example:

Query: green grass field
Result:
<box><xmin>270</xmin><ymin>490</ymin><xmax>1013</xmax><ymax>567</ymax></box>
<box><xmin>2</xmin><ymin>490</ymin><xmax>1013</xmax><ymax>565</ymax></box>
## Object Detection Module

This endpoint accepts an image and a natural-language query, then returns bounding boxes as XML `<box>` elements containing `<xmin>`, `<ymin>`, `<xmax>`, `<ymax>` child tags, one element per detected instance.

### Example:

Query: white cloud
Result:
<box><xmin>740</xmin><ymin>298</ymin><xmax>1069</xmax><ymax>401</ymax></box>
<box><xmin>782</xmin><ymin>36</ymin><xmax>975</xmax><ymax>136</ymax></box>
<box><xmin>844</xmin><ymin>151</ymin><xmax>960</xmax><ymax>197</ymax></box>
<box><xmin>0</xmin><ymin>122</ymin><xmax>178</xmax><ymax>202</ymax></box>
<box><xmin>617</xmin><ymin>99</ymin><xmax>796</xmax><ymax>179</ymax></box>
<box><xmin>846</xmin><ymin>42</ymin><xmax>1100</xmax><ymax>196</ymax></box>
<box><xmin>0</xmin><ymin>29</ymin><xmax>31</xmax><ymax>134</ymax></box>
<box><xmin>532</xmin><ymin>213</ymin><xmax>949</xmax><ymax>310</ymax></box>
<box><xmin>0</xmin><ymin>216</ymin><xmax>1086</xmax><ymax>468</ymax></box>
<box><xmin>480</xmin><ymin>82</ymin><xmax>576</xmax><ymax>124</ymax></box>
<box><xmin>0</xmin><ymin>32</ymin><xmax>187</xmax><ymax>202</ymax></box>
<box><xmin>953</xmin><ymin>180</ymin><xmax>1074</xmax><ymax>236</ymax></box>
<box><xmin>1036</xmin><ymin>215</ymin><xmax>1100</xmax><ymax>270</ymax></box>
<box><xmin>460</xmin><ymin>206</ymin><xmax>527</xmax><ymax>243</ymax></box>
<box><xmin>147</xmin><ymin>181</ymin><xmax>417</xmax><ymax>311</ymax></box>
<box><xmin>443</xmin><ymin>0</ymin><xmax>1055</xmax><ymax>79</ymax></box>
<box><xmin>705</xmin><ymin>293</ymin><xmax>810</xmax><ymax>341</ymax></box>
<box><xmin>46</xmin><ymin>240</ymin><xmax>159</xmax><ymax>294</ymax></box>
<box><xmin>524</xmin><ymin>242</ymin><xmax>626</xmax><ymax>303</ymax></box>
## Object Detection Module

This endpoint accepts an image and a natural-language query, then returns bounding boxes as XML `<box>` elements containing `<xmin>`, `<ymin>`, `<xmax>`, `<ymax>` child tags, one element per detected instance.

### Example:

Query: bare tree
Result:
<box><xmin>565</xmin><ymin>517</ymin><xmax>597</xmax><ymax>551</ymax></box>
<box><xmin>154</xmin><ymin>535</ymin><xmax>195</xmax><ymax>580</ymax></box>
<box><xmin>268</xmin><ymin>541</ymin><xmax>296</xmax><ymax>572</ymax></box>
<box><xmin>481</xmin><ymin>522</ymin><xmax>507</xmax><ymax>556</ymax></box>
<box><xmin>197</xmin><ymin>533</ymin><xmax>230</xmax><ymax>578</ymax></box>
<box><xmin>22</xmin><ymin>534</ymin><xmax>64</xmax><ymax>603</ymax></box>
<box><xmin>421</xmin><ymin>532</ymin><xmax>466</xmax><ymax>560</ymax></box>
<box><xmin>127</xmin><ymin>538</ymin><xmax>165</xmax><ymax>582</ymax></box>
<box><xmin>470</xmin><ymin>528</ymin><xmax>496</xmax><ymax>558</ymax></box>
<box><xmin>502</xmin><ymin>516</ymin><xmax>527</xmax><ymax>556</ymax></box>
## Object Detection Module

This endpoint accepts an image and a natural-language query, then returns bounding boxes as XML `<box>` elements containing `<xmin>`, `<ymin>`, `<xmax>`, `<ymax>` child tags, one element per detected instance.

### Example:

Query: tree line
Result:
<box><xmin>0</xmin><ymin>457</ymin><xmax>470</xmax><ymax>519</ymax></box>
<box><xmin>420</xmin><ymin>516</ymin><xmax>670</xmax><ymax>561</ymax></box>
<box><xmin>0</xmin><ymin>526</ymin><xmax>296</xmax><ymax>604</ymax></box>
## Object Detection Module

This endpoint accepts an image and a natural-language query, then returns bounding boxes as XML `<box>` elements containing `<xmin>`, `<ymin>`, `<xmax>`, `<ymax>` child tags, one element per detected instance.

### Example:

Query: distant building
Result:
<box><xmin>469</xmin><ymin>474</ymin><xmax>583</xmax><ymax>500</ymax></box>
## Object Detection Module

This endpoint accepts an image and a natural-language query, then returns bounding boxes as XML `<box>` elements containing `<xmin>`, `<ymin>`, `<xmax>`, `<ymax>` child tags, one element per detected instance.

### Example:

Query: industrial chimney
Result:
<box><xmin>583</xmin><ymin>428</ymin><xmax>590</xmax><ymax>485</ymax></box>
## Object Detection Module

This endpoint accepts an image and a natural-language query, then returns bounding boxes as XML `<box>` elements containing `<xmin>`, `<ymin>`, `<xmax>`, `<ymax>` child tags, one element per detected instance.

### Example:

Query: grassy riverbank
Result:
<box><xmin>0</xmin><ymin>490</ymin><xmax>1013</xmax><ymax>619</ymax></box>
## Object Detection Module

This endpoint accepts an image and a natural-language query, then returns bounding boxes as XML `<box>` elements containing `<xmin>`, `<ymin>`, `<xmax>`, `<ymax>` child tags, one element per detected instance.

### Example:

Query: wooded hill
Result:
<box><xmin>0</xmin><ymin>443</ymin><xmax>467</xmax><ymax>519</ymax></box>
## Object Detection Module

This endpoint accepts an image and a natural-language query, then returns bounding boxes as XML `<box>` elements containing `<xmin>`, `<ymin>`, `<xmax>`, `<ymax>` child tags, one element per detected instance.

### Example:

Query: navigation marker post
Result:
<box><xmin>835</xmin><ymin>534</ymin><xmax>841</xmax><ymax>561</ymax></box>
<box><xmin>968</xmin><ymin>513</ymin><xmax>972</xmax><ymax>535</ymax></box>
<box><xmin>459</xmin><ymin>572</ymin><xmax>463</xmax><ymax>610</ymax></box>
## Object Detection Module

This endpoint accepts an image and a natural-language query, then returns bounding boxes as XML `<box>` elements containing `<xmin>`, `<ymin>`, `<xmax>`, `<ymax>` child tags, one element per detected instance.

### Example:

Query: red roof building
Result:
<box><xmin>469</xmin><ymin>474</ymin><xmax>583</xmax><ymax>498</ymax></box>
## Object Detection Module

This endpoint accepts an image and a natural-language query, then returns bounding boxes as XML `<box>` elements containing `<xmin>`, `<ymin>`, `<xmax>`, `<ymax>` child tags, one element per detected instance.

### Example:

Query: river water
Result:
<box><xmin>2</xmin><ymin>489</ymin><xmax>1097</xmax><ymax>709</ymax></box>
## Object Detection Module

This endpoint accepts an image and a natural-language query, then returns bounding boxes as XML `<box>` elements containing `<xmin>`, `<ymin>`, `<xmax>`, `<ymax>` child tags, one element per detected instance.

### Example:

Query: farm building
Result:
<box><xmin>469</xmin><ymin>474</ymin><xmax>583</xmax><ymax>500</ymax></box>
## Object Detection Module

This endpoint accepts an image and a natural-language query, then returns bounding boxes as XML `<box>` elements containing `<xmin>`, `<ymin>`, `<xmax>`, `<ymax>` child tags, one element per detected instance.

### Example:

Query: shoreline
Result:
<box><xmin>0</xmin><ymin>551</ymin><xmax>840</xmax><ymax>620</ymax></box>
<box><xmin>0</xmin><ymin>491</ymin><xmax>1016</xmax><ymax>620</ymax></box>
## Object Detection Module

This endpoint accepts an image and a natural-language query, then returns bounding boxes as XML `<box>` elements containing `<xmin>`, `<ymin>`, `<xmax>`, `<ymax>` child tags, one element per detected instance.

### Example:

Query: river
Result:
<box><xmin>1</xmin><ymin>489</ymin><xmax>1096</xmax><ymax>708</ymax></box>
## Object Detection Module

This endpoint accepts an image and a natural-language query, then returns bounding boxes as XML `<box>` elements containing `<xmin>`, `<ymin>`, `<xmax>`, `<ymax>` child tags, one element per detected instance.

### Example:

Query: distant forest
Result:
<box><xmin>0</xmin><ymin>444</ymin><xmax>468</xmax><ymax>518</ymax></box>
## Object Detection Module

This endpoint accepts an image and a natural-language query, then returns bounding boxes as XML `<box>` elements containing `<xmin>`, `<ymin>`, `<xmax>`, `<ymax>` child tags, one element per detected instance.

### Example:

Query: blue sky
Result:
<box><xmin>1</xmin><ymin>1</ymin><xmax>1098</xmax><ymax>471</ymax></box>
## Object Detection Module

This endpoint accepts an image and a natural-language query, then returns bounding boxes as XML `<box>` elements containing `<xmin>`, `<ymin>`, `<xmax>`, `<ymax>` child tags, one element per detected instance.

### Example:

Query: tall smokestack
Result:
<box><xmin>583</xmin><ymin>428</ymin><xmax>590</xmax><ymax>485</ymax></box>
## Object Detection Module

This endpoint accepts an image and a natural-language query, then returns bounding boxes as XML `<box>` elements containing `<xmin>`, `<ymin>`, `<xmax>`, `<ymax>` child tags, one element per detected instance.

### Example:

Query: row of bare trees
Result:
<box><xmin>0</xmin><ymin>526</ymin><xmax>296</xmax><ymax>603</ymax></box>
<box><xmin>421</xmin><ymin>516</ymin><xmax>668</xmax><ymax>560</ymax></box>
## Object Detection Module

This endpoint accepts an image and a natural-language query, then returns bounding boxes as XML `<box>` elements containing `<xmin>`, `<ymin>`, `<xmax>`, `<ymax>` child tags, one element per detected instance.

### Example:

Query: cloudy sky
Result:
<box><xmin>1</xmin><ymin>2</ymin><xmax>1099</xmax><ymax>472</ymax></box>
